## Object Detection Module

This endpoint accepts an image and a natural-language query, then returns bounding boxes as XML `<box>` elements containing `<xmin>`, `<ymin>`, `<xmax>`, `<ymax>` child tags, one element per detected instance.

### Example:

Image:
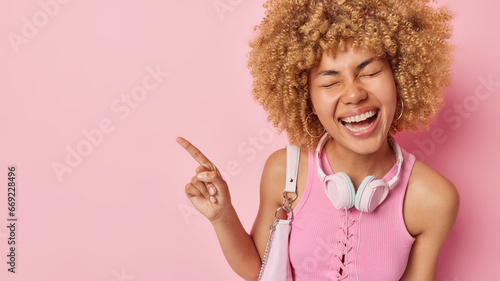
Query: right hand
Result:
<box><xmin>176</xmin><ymin>137</ymin><xmax>232</xmax><ymax>221</ymax></box>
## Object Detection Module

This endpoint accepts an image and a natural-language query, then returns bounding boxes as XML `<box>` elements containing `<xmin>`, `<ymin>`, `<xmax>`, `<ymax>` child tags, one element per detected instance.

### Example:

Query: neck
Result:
<box><xmin>324</xmin><ymin>138</ymin><xmax>396</xmax><ymax>188</ymax></box>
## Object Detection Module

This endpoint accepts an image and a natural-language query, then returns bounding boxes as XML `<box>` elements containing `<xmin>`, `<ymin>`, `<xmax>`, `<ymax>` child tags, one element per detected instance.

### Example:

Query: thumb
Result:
<box><xmin>197</xmin><ymin>170</ymin><xmax>228</xmax><ymax>193</ymax></box>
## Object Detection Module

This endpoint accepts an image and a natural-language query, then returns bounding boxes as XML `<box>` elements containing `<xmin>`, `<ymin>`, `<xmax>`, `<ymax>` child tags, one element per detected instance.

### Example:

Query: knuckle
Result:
<box><xmin>196</xmin><ymin>165</ymin><xmax>208</xmax><ymax>173</ymax></box>
<box><xmin>211</xmin><ymin>171</ymin><xmax>220</xmax><ymax>179</ymax></box>
<box><xmin>190</xmin><ymin>176</ymin><xmax>198</xmax><ymax>184</ymax></box>
<box><xmin>205</xmin><ymin>172</ymin><xmax>214</xmax><ymax>179</ymax></box>
<box><xmin>208</xmin><ymin>172</ymin><xmax>219</xmax><ymax>181</ymax></box>
<box><xmin>193</xmin><ymin>151</ymin><xmax>201</xmax><ymax>159</ymax></box>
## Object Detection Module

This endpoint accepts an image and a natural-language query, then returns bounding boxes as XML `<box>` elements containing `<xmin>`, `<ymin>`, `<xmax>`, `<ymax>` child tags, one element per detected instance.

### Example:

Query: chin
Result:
<box><xmin>333</xmin><ymin>132</ymin><xmax>390</xmax><ymax>156</ymax></box>
<box><xmin>351</xmin><ymin>140</ymin><xmax>386</xmax><ymax>155</ymax></box>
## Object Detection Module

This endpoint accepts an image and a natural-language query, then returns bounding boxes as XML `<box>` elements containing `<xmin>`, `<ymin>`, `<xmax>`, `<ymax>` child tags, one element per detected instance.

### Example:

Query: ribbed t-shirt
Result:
<box><xmin>287</xmin><ymin>145</ymin><xmax>416</xmax><ymax>281</ymax></box>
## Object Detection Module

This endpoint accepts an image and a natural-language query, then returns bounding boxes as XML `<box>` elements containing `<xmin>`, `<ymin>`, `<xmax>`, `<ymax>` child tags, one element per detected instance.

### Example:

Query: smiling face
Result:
<box><xmin>308</xmin><ymin>45</ymin><xmax>398</xmax><ymax>155</ymax></box>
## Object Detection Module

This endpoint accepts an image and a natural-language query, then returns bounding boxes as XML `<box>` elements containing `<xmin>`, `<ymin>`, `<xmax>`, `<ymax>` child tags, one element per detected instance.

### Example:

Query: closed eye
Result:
<box><xmin>321</xmin><ymin>82</ymin><xmax>340</xmax><ymax>88</ymax></box>
<box><xmin>361</xmin><ymin>70</ymin><xmax>382</xmax><ymax>77</ymax></box>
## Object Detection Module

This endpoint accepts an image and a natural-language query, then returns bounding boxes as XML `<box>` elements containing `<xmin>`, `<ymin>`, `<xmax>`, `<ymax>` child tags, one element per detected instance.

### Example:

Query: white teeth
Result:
<box><xmin>341</xmin><ymin>110</ymin><xmax>376</xmax><ymax>123</ymax></box>
<box><xmin>340</xmin><ymin>110</ymin><xmax>378</xmax><ymax>133</ymax></box>
<box><xmin>344</xmin><ymin>117</ymin><xmax>377</xmax><ymax>132</ymax></box>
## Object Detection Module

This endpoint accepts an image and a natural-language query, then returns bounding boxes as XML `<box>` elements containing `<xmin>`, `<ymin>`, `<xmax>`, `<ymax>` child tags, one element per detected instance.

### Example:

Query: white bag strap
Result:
<box><xmin>284</xmin><ymin>144</ymin><xmax>300</xmax><ymax>193</ymax></box>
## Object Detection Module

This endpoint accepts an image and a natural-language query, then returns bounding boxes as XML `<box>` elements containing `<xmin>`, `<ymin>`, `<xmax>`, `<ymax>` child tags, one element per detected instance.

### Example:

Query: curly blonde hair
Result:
<box><xmin>247</xmin><ymin>0</ymin><xmax>454</xmax><ymax>150</ymax></box>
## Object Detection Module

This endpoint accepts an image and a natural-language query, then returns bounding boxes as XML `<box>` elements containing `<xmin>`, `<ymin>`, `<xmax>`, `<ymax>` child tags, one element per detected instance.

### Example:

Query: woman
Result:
<box><xmin>177</xmin><ymin>0</ymin><xmax>459</xmax><ymax>280</ymax></box>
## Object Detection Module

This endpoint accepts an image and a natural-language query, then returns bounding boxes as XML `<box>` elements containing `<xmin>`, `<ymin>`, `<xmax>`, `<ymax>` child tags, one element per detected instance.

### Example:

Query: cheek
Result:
<box><xmin>311</xmin><ymin>94</ymin><xmax>339</xmax><ymax>119</ymax></box>
<box><xmin>309</xmin><ymin>95</ymin><xmax>335</xmax><ymax>127</ymax></box>
<box><xmin>372</xmin><ymin>79</ymin><xmax>397</xmax><ymax>113</ymax></box>
<box><xmin>383</xmin><ymin>98</ymin><xmax>397</xmax><ymax>119</ymax></box>
<box><xmin>310</xmin><ymin>87</ymin><xmax>341</xmax><ymax>107</ymax></box>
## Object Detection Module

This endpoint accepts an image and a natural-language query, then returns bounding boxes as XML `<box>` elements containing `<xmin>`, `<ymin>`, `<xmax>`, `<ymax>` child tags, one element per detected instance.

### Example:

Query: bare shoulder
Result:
<box><xmin>400</xmin><ymin>160</ymin><xmax>460</xmax><ymax>279</ymax></box>
<box><xmin>259</xmin><ymin>148</ymin><xmax>288</xmax><ymax>206</ymax></box>
<box><xmin>404</xmin><ymin>160</ymin><xmax>460</xmax><ymax>236</ymax></box>
<box><xmin>251</xmin><ymin>146</ymin><xmax>309</xmax><ymax>259</ymax></box>
<box><xmin>259</xmin><ymin>146</ymin><xmax>309</xmax><ymax>204</ymax></box>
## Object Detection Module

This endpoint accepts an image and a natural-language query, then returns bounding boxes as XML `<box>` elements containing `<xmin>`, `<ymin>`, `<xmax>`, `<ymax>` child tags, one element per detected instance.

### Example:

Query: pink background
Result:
<box><xmin>0</xmin><ymin>0</ymin><xmax>498</xmax><ymax>280</ymax></box>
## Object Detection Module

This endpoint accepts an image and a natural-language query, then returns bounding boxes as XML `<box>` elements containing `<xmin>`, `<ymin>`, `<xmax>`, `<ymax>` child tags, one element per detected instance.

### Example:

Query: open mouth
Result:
<box><xmin>339</xmin><ymin>110</ymin><xmax>379</xmax><ymax>133</ymax></box>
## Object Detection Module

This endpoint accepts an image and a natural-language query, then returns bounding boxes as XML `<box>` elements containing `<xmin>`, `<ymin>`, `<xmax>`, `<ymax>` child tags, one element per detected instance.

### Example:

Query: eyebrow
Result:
<box><xmin>314</xmin><ymin>57</ymin><xmax>377</xmax><ymax>78</ymax></box>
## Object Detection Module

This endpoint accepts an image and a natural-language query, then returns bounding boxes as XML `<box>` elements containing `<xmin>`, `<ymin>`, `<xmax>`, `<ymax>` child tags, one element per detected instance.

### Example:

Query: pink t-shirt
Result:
<box><xmin>288</xmin><ymin>145</ymin><xmax>416</xmax><ymax>281</ymax></box>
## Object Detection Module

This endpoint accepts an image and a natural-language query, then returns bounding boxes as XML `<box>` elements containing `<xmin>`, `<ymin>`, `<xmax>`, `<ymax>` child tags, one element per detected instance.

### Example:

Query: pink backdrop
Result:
<box><xmin>0</xmin><ymin>0</ymin><xmax>498</xmax><ymax>280</ymax></box>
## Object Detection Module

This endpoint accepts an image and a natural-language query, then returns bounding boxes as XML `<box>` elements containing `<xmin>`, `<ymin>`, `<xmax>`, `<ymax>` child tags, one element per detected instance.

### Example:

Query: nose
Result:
<box><xmin>340</xmin><ymin>82</ymin><xmax>368</xmax><ymax>105</ymax></box>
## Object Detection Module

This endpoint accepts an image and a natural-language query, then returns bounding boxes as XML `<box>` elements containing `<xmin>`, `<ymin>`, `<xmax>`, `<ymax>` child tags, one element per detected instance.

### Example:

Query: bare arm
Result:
<box><xmin>177</xmin><ymin>137</ymin><xmax>275</xmax><ymax>280</ymax></box>
<box><xmin>210</xmin><ymin>205</ymin><xmax>263</xmax><ymax>280</ymax></box>
<box><xmin>400</xmin><ymin>161</ymin><xmax>460</xmax><ymax>281</ymax></box>
<box><xmin>250</xmin><ymin>149</ymin><xmax>289</xmax><ymax>260</ymax></box>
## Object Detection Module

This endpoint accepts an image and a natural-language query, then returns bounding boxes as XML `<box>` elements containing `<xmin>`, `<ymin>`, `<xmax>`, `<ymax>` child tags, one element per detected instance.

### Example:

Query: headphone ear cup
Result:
<box><xmin>324</xmin><ymin>172</ymin><xmax>355</xmax><ymax>209</ymax></box>
<box><xmin>355</xmin><ymin>177</ymin><xmax>390</xmax><ymax>212</ymax></box>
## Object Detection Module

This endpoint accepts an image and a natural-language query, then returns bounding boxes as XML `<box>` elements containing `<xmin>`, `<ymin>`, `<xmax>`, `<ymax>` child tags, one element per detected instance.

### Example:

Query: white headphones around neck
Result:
<box><xmin>316</xmin><ymin>133</ymin><xmax>404</xmax><ymax>213</ymax></box>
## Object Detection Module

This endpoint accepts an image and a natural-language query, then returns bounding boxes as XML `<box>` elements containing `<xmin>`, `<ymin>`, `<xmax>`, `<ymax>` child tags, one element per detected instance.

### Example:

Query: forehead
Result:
<box><xmin>315</xmin><ymin>46</ymin><xmax>377</xmax><ymax>70</ymax></box>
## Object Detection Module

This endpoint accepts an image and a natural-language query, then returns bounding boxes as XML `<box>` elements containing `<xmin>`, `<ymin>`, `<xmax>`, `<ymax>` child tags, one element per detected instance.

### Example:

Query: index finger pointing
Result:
<box><xmin>176</xmin><ymin>137</ymin><xmax>215</xmax><ymax>169</ymax></box>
